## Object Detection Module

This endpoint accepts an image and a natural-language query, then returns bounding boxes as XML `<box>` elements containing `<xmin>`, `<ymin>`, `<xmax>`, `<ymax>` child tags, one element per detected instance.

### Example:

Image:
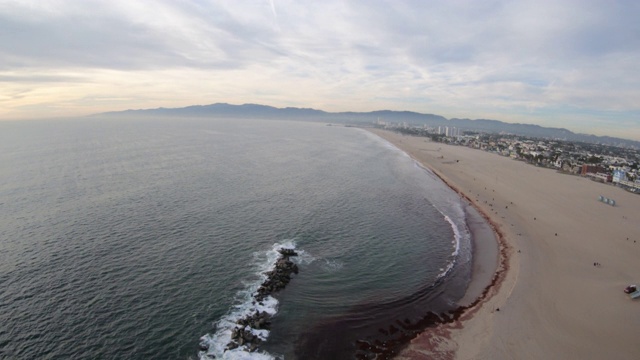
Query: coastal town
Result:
<box><xmin>376</xmin><ymin>122</ymin><xmax>640</xmax><ymax>195</ymax></box>
<box><xmin>369</xmin><ymin>126</ymin><xmax>640</xmax><ymax>359</ymax></box>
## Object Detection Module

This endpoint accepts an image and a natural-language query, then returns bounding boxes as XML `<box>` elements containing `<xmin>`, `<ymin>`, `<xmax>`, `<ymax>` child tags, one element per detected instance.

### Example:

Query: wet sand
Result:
<box><xmin>368</xmin><ymin>129</ymin><xmax>640</xmax><ymax>360</ymax></box>
<box><xmin>458</xmin><ymin>203</ymin><xmax>499</xmax><ymax>307</ymax></box>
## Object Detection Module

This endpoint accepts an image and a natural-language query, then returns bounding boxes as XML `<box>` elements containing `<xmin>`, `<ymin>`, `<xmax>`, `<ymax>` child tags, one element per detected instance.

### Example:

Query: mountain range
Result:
<box><xmin>95</xmin><ymin>103</ymin><xmax>640</xmax><ymax>148</ymax></box>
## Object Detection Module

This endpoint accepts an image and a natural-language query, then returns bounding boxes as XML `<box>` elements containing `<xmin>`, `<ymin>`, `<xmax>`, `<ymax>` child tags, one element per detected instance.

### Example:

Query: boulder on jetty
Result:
<box><xmin>224</xmin><ymin>248</ymin><xmax>299</xmax><ymax>353</ymax></box>
<box><xmin>278</xmin><ymin>248</ymin><xmax>298</xmax><ymax>256</ymax></box>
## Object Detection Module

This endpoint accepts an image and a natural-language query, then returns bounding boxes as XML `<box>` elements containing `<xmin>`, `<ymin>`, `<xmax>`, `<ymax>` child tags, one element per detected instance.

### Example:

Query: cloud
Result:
<box><xmin>0</xmin><ymin>0</ymin><xmax>639</xmax><ymax>138</ymax></box>
<box><xmin>0</xmin><ymin>74</ymin><xmax>85</xmax><ymax>83</ymax></box>
<box><xmin>0</xmin><ymin>1</ymin><xmax>286</xmax><ymax>71</ymax></box>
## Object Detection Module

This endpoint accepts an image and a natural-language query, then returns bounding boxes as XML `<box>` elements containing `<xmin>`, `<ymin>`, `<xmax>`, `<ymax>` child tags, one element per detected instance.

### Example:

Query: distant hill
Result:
<box><xmin>94</xmin><ymin>103</ymin><xmax>640</xmax><ymax>148</ymax></box>
<box><xmin>97</xmin><ymin>103</ymin><xmax>447</xmax><ymax>123</ymax></box>
<box><xmin>99</xmin><ymin>103</ymin><xmax>330</xmax><ymax>120</ymax></box>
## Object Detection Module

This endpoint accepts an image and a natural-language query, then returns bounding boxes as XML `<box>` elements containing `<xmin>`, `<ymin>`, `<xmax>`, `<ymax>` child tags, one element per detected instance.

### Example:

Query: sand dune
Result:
<box><xmin>369</xmin><ymin>129</ymin><xmax>640</xmax><ymax>360</ymax></box>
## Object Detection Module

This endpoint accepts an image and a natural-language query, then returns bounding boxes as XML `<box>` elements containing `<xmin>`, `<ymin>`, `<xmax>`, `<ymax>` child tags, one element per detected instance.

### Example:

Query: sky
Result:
<box><xmin>1</xmin><ymin>0</ymin><xmax>640</xmax><ymax>140</ymax></box>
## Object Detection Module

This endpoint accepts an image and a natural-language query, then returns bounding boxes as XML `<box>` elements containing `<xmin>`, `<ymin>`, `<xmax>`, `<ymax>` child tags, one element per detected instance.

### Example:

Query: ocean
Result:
<box><xmin>0</xmin><ymin>117</ymin><xmax>475</xmax><ymax>359</ymax></box>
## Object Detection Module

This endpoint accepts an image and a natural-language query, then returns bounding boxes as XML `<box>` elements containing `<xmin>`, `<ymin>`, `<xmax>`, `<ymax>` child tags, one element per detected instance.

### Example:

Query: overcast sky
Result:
<box><xmin>1</xmin><ymin>0</ymin><xmax>639</xmax><ymax>139</ymax></box>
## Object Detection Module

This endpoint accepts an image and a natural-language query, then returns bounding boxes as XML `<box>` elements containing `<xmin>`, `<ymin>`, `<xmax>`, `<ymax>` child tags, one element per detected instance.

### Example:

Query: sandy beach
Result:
<box><xmin>368</xmin><ymin>129</ymin><xmax>640</xmax><ymax>360</ymax></box>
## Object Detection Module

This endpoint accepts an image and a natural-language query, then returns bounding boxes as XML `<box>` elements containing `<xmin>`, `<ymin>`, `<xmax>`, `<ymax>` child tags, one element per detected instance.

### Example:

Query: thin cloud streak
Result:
<box><xmin>0</xmin><ymin>0</ymin><xmax>639</xmax><ymax>139</ymax></box>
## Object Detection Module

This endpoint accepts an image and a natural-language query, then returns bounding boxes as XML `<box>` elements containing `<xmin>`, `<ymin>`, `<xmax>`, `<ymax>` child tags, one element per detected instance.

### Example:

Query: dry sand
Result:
<box><xmin>368</xmin><ymin>129</ymin><xmax>640</xmax><ymax>360</ymax></box>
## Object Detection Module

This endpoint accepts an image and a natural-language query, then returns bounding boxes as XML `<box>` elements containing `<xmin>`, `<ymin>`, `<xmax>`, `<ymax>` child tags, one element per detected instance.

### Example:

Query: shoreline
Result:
<box><xmin>368</xmin><ymin>128</ymin><xmax>506</xmax><ymax>307</ymax></box>
<box><xmin>458</xmin><ymin>203</ymin><xmax>500</xmax><ymax>307</ymax></box>
<box><xmin>366</xmin><ymin>127</ymin><xmax>509</xmax><ymax>357</ymax></box>
<box><xmin>367</xmin><ymin>128</ymin><xmax>640</xmax><ymax>359</ymax></box>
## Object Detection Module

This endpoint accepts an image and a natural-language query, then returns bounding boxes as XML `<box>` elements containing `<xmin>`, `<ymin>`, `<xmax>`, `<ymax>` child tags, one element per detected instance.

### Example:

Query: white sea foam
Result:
<box><xmin>198</xmin><ymin>241</ymin><xmax>304</xmax><ymax>360</ymax></box>
<box><xmin>292</xmin><ymin>248</ymin><xmax>316</xmax><ymax>265</ymax></box>
<box><xmin>198</xmin><ymin>293</ymin><xmax>279</xmax><ymax>359</ymax></box>
<box><xmin>321</xmin><ymin>259</ymin><xmax>344</xmax><ymax>272</ymax></box>
<box><xmin>435</xmin><ymin>214</ymin><xmax>464</xmax><ymax>280</ymax></box>
<box><xmin>444</xmin><ymin>215</ymin><xmax>462</xmax><ymax>257</ymax></box>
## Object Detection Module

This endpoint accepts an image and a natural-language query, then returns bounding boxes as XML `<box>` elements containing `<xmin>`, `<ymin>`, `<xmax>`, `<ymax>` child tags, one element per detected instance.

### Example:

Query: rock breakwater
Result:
<box><xmin>201</xmin><ymin>247</ymin><xmax>299</xmax><ymax>356</ymax></box>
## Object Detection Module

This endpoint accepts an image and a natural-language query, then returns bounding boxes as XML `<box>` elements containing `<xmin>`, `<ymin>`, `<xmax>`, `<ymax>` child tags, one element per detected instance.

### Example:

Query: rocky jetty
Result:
<box><xmin>223</xmin><ymin>248</ymin><xmax>299</xmax><ymax>353</ymax></box>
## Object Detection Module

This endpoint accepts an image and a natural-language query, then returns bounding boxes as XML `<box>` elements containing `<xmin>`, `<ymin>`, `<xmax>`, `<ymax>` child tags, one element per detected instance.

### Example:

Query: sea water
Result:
<box><xmin>0</xmin><ymin>117</ymin><xmax>473</xmax><ymax>359</ymax></box>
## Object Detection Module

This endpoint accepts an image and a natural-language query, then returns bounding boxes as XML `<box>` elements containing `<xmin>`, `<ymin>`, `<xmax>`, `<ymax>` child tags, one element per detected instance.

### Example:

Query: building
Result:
<box><xmin>581</xmin><ymin>164</ymin><xmax>603</xmax><ymax>176</ymax></box>
<box><xmin>586</xmin><ymin>172</ymin><xmax>612</xmax><ymax>182</ymax></box>
<box><xmin>612</xmin><ymin>169</ymin><xmax>627</xmax><ymax>183</ymax></box>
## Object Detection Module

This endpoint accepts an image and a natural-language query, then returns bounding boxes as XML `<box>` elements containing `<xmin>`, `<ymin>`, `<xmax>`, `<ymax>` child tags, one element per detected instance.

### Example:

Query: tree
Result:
<box><xmin>587</xmin><ymin>155</ymin><xmax>603</xmax><ymax>164</ymax></box>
